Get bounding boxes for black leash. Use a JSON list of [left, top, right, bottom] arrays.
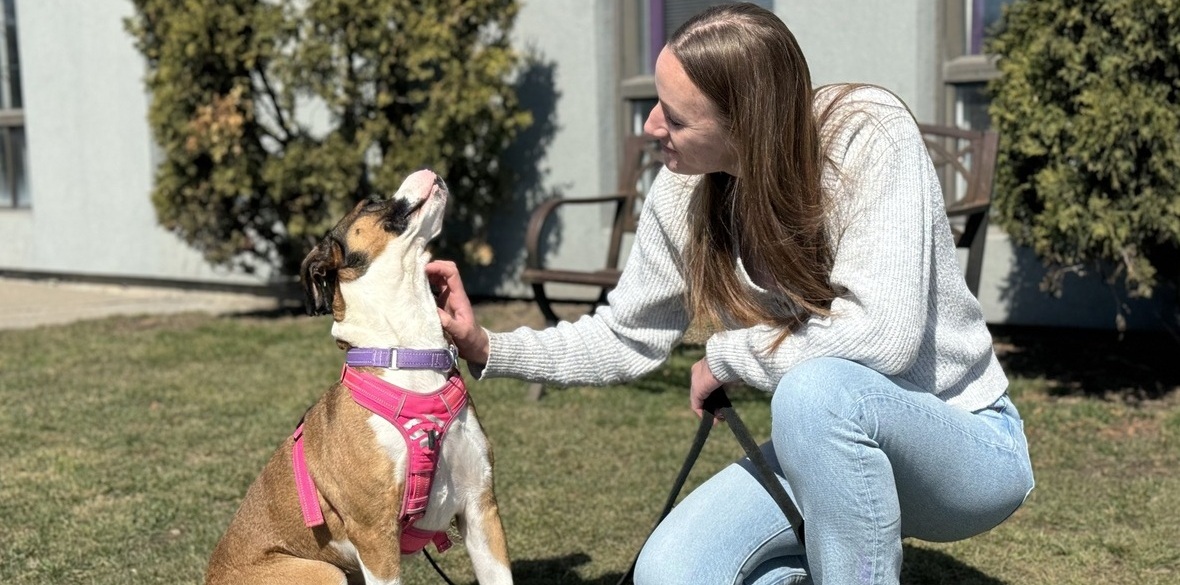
[[424, 548, 458, 585], [616, 388, 805, 585]]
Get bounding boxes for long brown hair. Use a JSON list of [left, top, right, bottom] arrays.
[[670, 3, 842, 349]]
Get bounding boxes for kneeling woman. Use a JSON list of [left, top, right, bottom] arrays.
[[427, 4, 1034, 584]]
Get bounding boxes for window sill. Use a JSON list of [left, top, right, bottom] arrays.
[[944, 54, 1001, 84]]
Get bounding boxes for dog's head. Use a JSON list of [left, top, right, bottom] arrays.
[[299, 169, 449, 318]]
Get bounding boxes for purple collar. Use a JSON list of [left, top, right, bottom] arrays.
[[344, 346, 458, 370]]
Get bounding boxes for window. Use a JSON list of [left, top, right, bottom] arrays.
[[942, 0, 1018, 130], [968, 0, 1015, 55], [0, 0, 26, 209]]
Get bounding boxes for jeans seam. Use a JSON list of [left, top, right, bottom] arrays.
[[848, 393, 888, 585], [732, 526, 793, 585], [857, 392, 1020, 454]]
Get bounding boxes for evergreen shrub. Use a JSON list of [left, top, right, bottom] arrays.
[[127, 0, 531, 275]]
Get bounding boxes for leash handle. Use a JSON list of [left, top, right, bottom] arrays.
[[708, 393, 806, 546], [701, 385, 733, 413], [617, 388, 805, 585], [617, 393, 717, 585]]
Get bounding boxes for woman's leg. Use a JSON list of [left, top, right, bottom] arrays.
[[635, 357, 1033, 585], [771, 357, 1034, 585]]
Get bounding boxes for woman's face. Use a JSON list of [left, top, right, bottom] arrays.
[[644, 47, 738, 177]]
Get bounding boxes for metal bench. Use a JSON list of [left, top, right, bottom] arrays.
[[520, 135, 664, 326]]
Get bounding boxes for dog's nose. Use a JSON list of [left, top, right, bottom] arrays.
[[396, 169, 439, 200], [405, 169, 438, 189]]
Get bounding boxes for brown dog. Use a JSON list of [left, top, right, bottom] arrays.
[[204, 170, 513, 584]]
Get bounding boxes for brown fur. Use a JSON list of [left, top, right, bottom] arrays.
[[204, 380, 406, 584]]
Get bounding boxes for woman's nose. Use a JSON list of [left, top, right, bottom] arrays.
[[643, 103, 665, 139]]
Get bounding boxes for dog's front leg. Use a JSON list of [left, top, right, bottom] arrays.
[[309, 414, 407, 585], [344, 519, 405, 585], [459, 488, 514, 584]]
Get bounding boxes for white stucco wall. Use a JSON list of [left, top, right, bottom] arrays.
[[0, 0, 621, 293], [974, 226, 1173, 331], [782, 0, 940, 122], [468, 0, 622, 298], [1, 0, 267, 285]]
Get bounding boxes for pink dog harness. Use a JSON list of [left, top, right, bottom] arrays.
[[292, 362, 467, 555]]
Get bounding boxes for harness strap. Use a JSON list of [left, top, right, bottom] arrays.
[[290, 367, 467, 552], [342, 367, 467, 519], [291, 424, 325, 528], [401, 524, 454, 555]]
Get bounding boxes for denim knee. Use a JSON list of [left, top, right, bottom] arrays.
[[772, 358, 872, 428], [633, 527, 704, 585]]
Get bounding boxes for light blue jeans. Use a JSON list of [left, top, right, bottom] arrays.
[[634, 357, 1034, 585]]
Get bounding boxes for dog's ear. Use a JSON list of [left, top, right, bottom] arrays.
[[299, 238, 344, 316]]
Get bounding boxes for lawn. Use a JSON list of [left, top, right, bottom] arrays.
[[1, 302, 1177, 584]]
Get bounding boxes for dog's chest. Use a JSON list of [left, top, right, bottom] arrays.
[[365, 408, 487, 526], [367, 413, 410, 476]]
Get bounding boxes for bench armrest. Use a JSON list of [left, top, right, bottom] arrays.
[[945, 200, 990, 218], [524, 193, 631, 271]]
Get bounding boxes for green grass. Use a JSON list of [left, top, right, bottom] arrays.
[[0, 307, 1177, 584]]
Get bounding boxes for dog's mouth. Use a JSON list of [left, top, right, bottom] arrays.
[[405, 193, 431, 218], [424, 175, 448, 205], [350, 171, 448, 239], [370, 195, 431, 236]]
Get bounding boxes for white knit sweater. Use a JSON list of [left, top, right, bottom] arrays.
[[480, 87, 1007, 412]]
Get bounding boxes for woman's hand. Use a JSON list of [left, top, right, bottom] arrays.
[[690, 357, 724, 420], [425, 260, 490, 365]]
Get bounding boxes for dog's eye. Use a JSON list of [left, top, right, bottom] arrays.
[[382, 199, 412, 234]]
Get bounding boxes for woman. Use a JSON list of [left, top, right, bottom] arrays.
[[427, 3, 1034, 584]]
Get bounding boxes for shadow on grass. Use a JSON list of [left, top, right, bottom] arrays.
[[990, 324, 1180, 402], [487, 546, 1003, 585], [236, 304, 309, 320], [499, 553, 623, 585], [901, 545, 1008, 584]]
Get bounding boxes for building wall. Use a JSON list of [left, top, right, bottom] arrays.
[[0, 0, 1169, 329], [783, 0, 940, 122], [1, 0, 619, 293], [467, 0, 622, 298], [1, 0, 268, 285], [974, 225, 1172, 330]]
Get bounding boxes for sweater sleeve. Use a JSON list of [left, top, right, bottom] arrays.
[[705, 109, 940, 391], [477, 170, 697, 386]]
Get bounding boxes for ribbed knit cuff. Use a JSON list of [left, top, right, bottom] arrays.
[[704, 335, 741, 385], [463, 327, 496, 380]]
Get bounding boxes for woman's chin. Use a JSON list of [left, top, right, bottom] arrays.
[[663, 157, 690, 175], [666, 163, 704, 176]]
